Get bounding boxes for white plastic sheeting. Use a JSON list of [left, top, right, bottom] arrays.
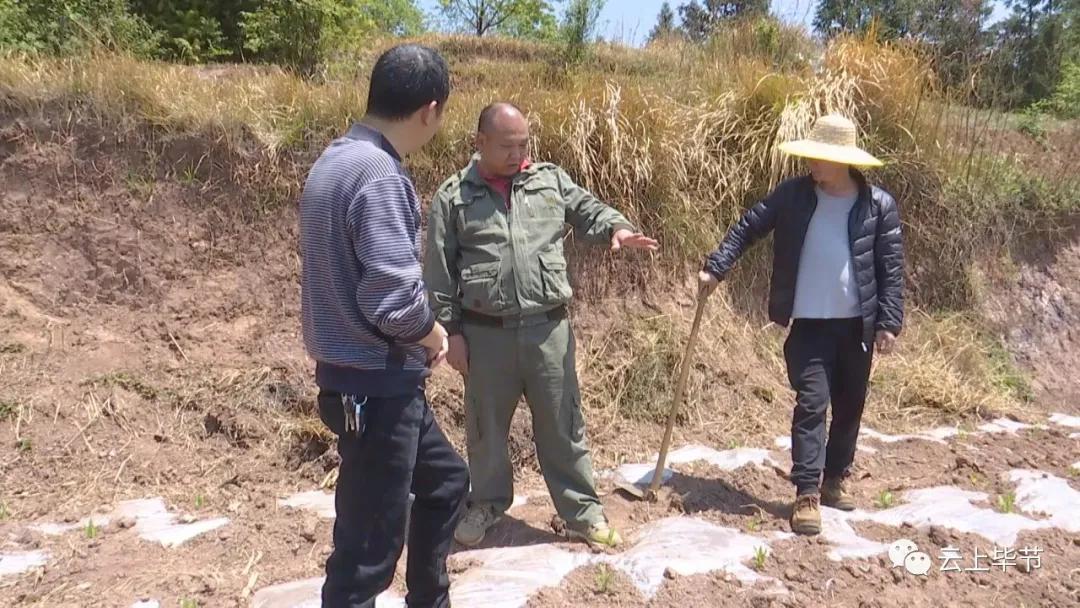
[[1008, 469, 1080, 533], [603, 517, 789, 597], [252, 518, 790, 607], [252, 577, 404, 608], [0, 550, 48, 577], [29, 497, 226, 548], [1049, 412, 1080, 428], [613, 445, 780, 487]]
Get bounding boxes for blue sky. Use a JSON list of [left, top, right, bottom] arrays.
[[419, 1, 1012, 47]]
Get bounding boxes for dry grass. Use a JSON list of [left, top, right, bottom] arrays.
[[1, 26, 1072, 445]]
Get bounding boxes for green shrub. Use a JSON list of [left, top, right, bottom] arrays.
[[0, 0, 159, 56]]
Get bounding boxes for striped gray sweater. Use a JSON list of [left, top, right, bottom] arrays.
[[299, 123, 434, 397]]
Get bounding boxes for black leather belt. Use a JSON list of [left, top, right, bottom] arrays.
[[461, 305, 567, 329]]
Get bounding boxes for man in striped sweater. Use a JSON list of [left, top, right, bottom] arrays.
[[299, 45, 468, 608]]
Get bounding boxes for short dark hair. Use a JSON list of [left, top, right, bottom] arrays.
[[477, 102, 524, 133], [366, 44, 450, 121]]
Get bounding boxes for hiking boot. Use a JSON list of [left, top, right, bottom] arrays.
[[568, 520, 623, 549], [790, 493, 822, 535], [454, 504, 500, 547], [821, 476, 856, 511]]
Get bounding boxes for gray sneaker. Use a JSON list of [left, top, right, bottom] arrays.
[[454, 504, 500, 547]]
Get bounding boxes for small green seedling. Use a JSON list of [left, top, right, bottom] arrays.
[[85, 519, 99, 539], [16, 438, 31, 453], [0, 502, 9, 520], [876, 490, 894, 508], [746, 516, 762, 533], [594, 564, 615, 595], [996, 491, 1016, 514], [194, 494, 205, 509], [179, 166, 200, 186], [752, 546, 768, 571], [179, 600, 198, 608]]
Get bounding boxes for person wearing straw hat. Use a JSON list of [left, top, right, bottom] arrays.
[[698, 114, 905, 535]]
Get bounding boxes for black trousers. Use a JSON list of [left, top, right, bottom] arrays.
[[317, 388, 469, 608], [783, 318, 874, 496]]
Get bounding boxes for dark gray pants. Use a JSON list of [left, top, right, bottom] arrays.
[[318, 388, 469, 608], [784, 318, 874, 496]]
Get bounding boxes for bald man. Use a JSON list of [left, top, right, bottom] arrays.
[[424, 103, 658, 549]]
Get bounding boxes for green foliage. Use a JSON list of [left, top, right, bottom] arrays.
[[241, 0, 375, 74], [593, 564, 615, 595], [0, 0, 160, 56], [984, 0, 1071, 108], [996, 491, 1016, 514], [439, 0, 559, 38], [1016, 108, 1047, 140], [648, 1, 679, 43], [678, 0, 768, 42], [1044, 59, 1080, 118], [560, 0, 603, 64], [876, 489, 895, 508], [751, 546, 768, 571], [127, 1, 264, 62], [814, 0, 916, 39], [0, 400, 14, 420]]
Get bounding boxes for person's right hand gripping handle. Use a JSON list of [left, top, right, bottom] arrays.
[[699, 191, 782, 295]]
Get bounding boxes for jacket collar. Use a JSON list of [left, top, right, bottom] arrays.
[[462, 154, 538, 188], [345, 122, 401, 161]]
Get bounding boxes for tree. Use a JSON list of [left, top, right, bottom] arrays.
[[986, 0, 1070, 106], [813, 0, 917, 40], [560, 0, 604, 61], [911, 0, 994, 90], [678, 0, 768, 42], [648, 1, 679, 42], [500, 0, 560, 40], [438, 0, 559, 37]]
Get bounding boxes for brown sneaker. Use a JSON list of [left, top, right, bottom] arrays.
[[790, 493, 822, 535], [821, 476, 857, 511]]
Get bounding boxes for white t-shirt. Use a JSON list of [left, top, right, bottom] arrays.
[[791, 187, 861, 319]]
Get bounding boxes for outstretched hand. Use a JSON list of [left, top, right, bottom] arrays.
[[611, 229, 659, 252]]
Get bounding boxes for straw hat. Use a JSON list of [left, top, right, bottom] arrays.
[[777, 114, 883, 167]]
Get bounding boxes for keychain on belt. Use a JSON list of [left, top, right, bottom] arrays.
[[342, 394, 368, 436]]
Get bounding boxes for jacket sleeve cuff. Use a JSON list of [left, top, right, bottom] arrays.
[[398, 310, 437, 344], [702, 258, 723, 281], [610, 223, 635, 237], [445, 320, 462, 336], [875, 323, 902, 337]]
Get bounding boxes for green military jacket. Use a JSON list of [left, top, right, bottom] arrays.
[[424, 156, 633, 332]]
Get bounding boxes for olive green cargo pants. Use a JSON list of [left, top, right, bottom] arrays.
[[461, 317, 604, 529]]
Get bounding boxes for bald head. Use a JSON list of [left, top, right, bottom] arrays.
[[475, 102, 530, 177], [478, 102, 526, 134]]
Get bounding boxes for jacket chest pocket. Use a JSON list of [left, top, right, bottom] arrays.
[[460, 261, 503, 311], [519, 185, 565, 224], [538, 250, 572, 302], [455, 195, 506, 243]]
